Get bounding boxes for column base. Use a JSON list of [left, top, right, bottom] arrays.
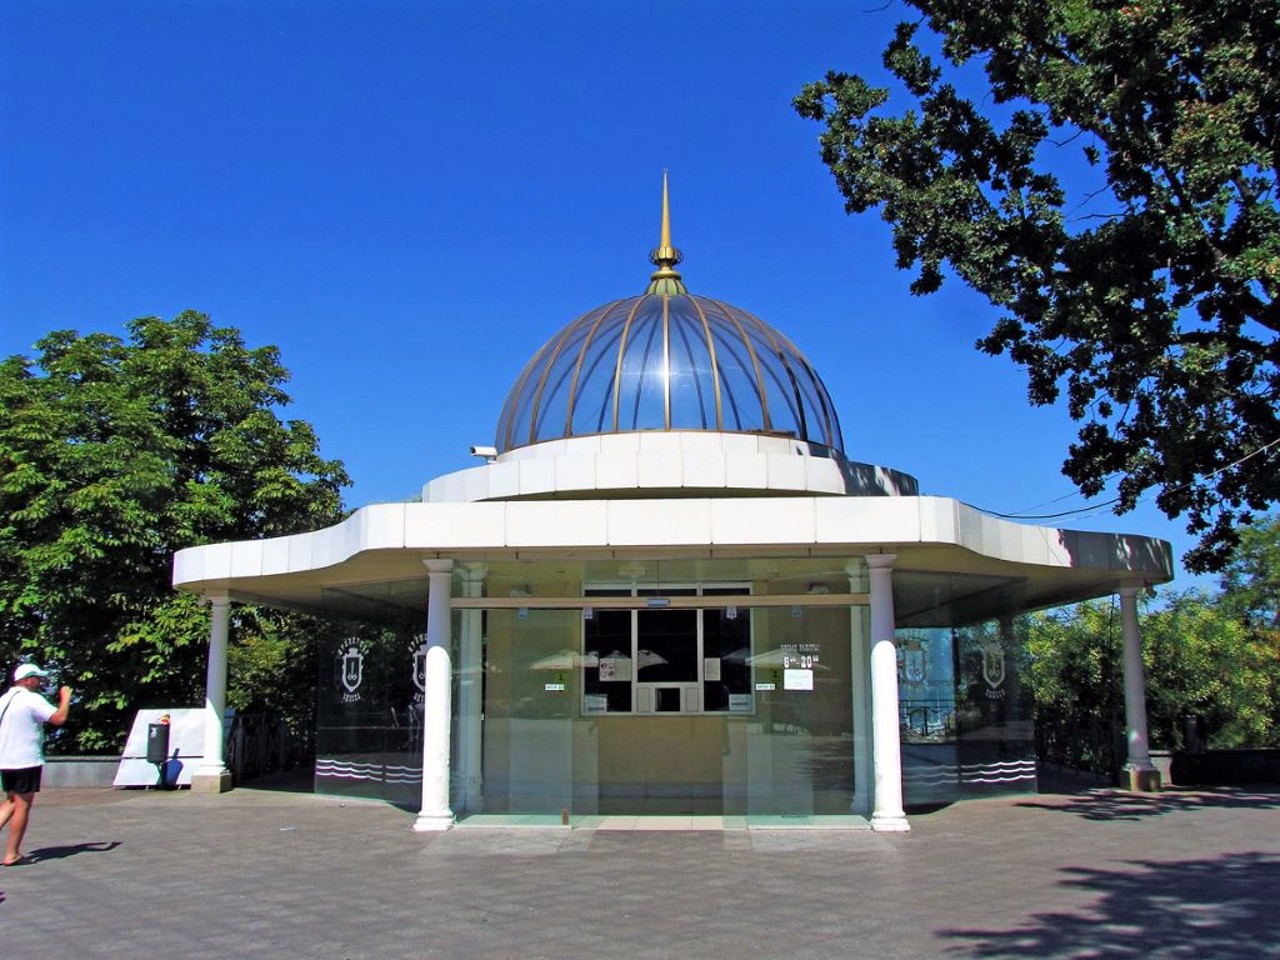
[[190, 769, 233, 794], [413, 811, 455, 833], [871, 812, 911, 833], [1123, 764, 1163, 793]]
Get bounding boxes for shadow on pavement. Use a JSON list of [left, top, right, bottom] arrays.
[[1015, 786, 1280, 821], [235, 765, 315, 794], [940, 851, 1280, 959], [24, 840, 121, 863]]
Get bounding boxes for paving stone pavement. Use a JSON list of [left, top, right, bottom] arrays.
[[2, 781, 1278, 959]]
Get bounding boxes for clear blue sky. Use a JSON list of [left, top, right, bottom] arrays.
[[0, 0, 1212, 591]]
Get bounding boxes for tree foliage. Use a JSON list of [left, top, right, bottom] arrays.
[[1218, 510, 1280, 629], [1026, 516, 1280, 749], [0, 311, 350, 751], [795, 0, 1279, 571]]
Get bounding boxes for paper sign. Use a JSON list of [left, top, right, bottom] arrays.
[[784, 668, 814, 691]]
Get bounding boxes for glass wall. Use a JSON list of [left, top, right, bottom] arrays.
[[479, 608, 578, 818], [309, 560, 1038, 820], [899, 616, 1036, 806], [734, 606, 854, 819], [480, 578, 857, 821], [315, 619, 427, 809]]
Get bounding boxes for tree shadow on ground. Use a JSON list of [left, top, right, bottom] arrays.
[[940, 851, 1280, 959], [1016, 786, 1280, 822]]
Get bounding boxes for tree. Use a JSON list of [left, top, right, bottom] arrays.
[[1025, 600, 1125, 771], [1141, 588, 1278, 748], [1218, 514, 1280, 629], [0, 312, 350, 751], [1027, 590, 1279, 753], [795, 0, 1279, 572], [1025, 517, 1280, 753]]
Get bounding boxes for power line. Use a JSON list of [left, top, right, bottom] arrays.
[[976, 435, 1280, 522]]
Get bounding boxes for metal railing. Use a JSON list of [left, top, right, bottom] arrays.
[[899, 699, 955, 741], [1034, 706, 1124, 781], [224, 713, 314, 785]]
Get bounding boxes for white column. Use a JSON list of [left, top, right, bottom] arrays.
[[1119, 585, 1160, 790], [867, 554, 909, 832], [192, 592, 233, 793], [845, 560, 873, 816], [456, 565, 486, 814], [415, 559, 456, 831]]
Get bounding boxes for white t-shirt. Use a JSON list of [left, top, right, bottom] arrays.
[[0, 687, 57, 769]]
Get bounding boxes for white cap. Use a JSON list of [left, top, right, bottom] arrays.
[[13, 663, 50, 682]]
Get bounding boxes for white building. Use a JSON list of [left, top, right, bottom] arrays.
[[173, 176, 1171, 831]]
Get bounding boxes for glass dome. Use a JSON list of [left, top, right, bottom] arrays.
[[494, 294, 844, 453], [493, 174, 845, 454]]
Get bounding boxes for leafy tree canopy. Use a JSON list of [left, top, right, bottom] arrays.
[[795, 0, 1279, 571], [1218, 511, 1280, 628], [0, 311, 350, 751]]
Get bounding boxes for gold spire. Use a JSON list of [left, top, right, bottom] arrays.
[[647, 170, 687, 295]]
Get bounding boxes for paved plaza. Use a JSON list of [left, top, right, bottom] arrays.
[[2, 779, 1277, 959]]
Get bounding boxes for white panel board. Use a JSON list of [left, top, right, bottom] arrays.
[[113, 708, 208, 788]]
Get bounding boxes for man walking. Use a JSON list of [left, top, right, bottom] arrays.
[[0, 664, 71, 866]]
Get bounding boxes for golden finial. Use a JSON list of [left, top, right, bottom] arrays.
[[647, 170, 686, 295]]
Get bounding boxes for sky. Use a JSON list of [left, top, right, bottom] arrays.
[[0, 0, 1215, 592]]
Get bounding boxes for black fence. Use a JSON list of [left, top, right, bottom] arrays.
[[224, 713, 314, 785], [1034, 706, 1125, 783]]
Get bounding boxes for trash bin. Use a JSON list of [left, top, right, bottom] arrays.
[[1181, 713, 1206, 753], [146, 721, 171, 765]]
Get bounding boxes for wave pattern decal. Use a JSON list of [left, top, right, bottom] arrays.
[[315, 757, 423, 785], [903, 759, 1037, 787]]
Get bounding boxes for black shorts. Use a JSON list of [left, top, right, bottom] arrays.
[[1, 766, 42, 795]]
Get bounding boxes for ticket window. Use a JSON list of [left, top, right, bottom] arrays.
[[582, 585, 751, 717], [634, 608, 698, 714], [637, 683, 702, 714]]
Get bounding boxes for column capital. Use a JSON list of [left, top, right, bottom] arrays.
[[423, 558, 455, 576], [457, 564, 487, 585], [845, 559, 868, 593], [201, 590, 231, 607], [865, 553, 897, 570], [1117, 583, 1142, 599]]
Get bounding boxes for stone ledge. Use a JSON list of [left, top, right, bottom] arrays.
[[44, 756, 118, 788]]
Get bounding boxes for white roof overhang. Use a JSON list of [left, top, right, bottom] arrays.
[[173, 496, 1172, 625]]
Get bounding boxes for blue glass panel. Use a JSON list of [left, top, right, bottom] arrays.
[[614, 305, 665, 431], [667, 301, 716, 430], [494, 290, 845, 452]]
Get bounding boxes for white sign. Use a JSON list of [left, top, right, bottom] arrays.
[[584, 695, 609, 714], [784, 668, 814, 691], [703, 658, 721, 682], [599, 655, 632, 682], [728, 694, 753, 713], [114, 708, 208, 787], [755, 682, 776, 691]]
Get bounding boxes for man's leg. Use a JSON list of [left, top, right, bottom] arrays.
[[3, 791, 33, 864], [0, 791, 14, 831]]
